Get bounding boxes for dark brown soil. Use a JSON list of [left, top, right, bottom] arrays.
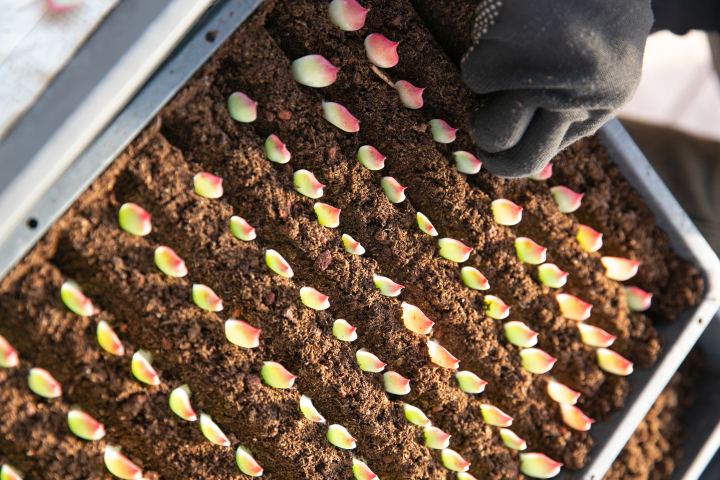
[[0, 1, 703, 479]]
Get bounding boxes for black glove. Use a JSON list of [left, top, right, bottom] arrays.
[[460, 0, 654, 178]]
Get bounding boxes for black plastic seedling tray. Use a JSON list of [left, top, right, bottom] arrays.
[[0, 2, 719, 479]]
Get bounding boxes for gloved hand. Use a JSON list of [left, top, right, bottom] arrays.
[[460, 0, 654, 177]]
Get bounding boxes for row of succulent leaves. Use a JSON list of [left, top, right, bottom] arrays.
[[0, 1, 655, 479]]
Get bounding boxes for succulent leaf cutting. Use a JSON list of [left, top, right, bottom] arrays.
[[381, 176, 407, 203], [300, 395, 326, 422], [327, 424, 357, 449], [0, 334, 19, 368], [28, 367, 62, 398], [67, 409, 106, 441], [601, 256, 641, 281], [294, 169, 325, 198], [429, 119, 457, 143], [424, 426, 451, 449], [364, 33, 399, 68], [227, 92, 257, 123], [373, 274, 404, 296], [625, 285, 653, 312], [333, 319, 358, 341], [352, 458, 378, 480], [291, 55, 339, 87], [416, 212, 438, 236], [484, 295, 510, 320], [401, 302, 434, 334], [200, 413, 231, 446], [192, 284, 223, 311], [261, 361, 296, 388], [169, 384, 197, 421], [515, 237, 547, 264], [0, 465, 23, 480], [519, 452, 563, 479], [154, 246, 188, 277], [403, 403, 432, 427], [395, 80, 424, 109], [427, 339, 460, 369], [537, 263, 568, 288], [96, 320, 124, 356], [61, 280, 95, 316], [236, 446, 264, 477], [118, 202, 152, 236], [104, 445, 143, 480], [342, 234, 366, 255], [356, 348, 387, 372], [314, 202, 341, 227], [491, 199, 522, 226], [193, 172, 223, 198], [384, 371, 411, 395], [357, 145, 386, 170], [530, 163, 553, 181], [520, 348, 557, 374], [454, 151, 482, 174], [503, 321, 539, 348], [547, 380, 580, 405], [264, 134, 292, 163], [230, 216, 256, 241], [480, 404, 513, 427], [550, 186, 583, 213], [456, 370, 487, 394], [559, 403, 595, 431], [265, 249, 294, 278], [131, 350, 160, 386], [576, 225, 603, 252], [556, 293, 592, 321], [328, 0, 369, 31], [322, 101, 360, 132], [300, 286, 330, 310], [596, 348, 634, 376], [500, 428, 527, 450], [441, 449, 470, 472], [461, 266, 490, 290], [577, 323, 616, 348], [225, 319, 261, 348], [438, 238, 473, 263]]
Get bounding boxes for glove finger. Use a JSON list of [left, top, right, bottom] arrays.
[[469, 91, 536, 153]]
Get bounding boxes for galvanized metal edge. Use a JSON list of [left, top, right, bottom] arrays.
[[0, 0, 265, 280]]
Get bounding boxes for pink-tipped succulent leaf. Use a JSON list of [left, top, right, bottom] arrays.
[[560, 403, 594, 431], [228, 92, 257, 123], [438, 238, 473, 263], [68, 409, 105, 441], [601, 257, 641, 281], [356, 348, 387, 372], [333, 319, 358, 342], [28, 367, 61, 398], [46, 0, 82, 12], [416, 212, 437, 236], [322, 101, 360, 132], [352, 458, 378, 480], [357, 145, 386, 170], [192, 284, 223, 312], [556, 293, 592, 321], [530, 163, 553, 181], [550, 186, 583, 213], [118, 202, 151, 236], [381, 176, 407, 203], [236, 446, 263, 477], [596, 348, 634, 376], [461, 266, 490, 290], [291, 55, 339, 88], [384, 371, 411, 395], [225, 319, 260, 349], [261, 361, 296, 388], [231, 216, 256, 241], [169, 384, 197, 421], [481, 404, 513, 427], [577, 323, 616, 348], [500, 428, 527, 451], [625, 286, 653, 312], [364, 33, 399, 68], [520, 348, 557, 374], [441, 449, 470, 472], [492, 199, 522, 226], [104, 445, 143, 480], [519, 453, 563, 479], [484, 295, 510, 320], [300, 286, 330, 310], [294, 169, 325, 199], [424, 426, 451, 449], [537, 264, 568, 288], [265, 249, 294, 278], [403, 403, 431, 427], [429, 119, 457, 143], [342, 234, 366, 255], [200, 413, 230, 446], [515, 237, 547, 265], [373, 274, 404, 297], [0, 335, 19, 368], [193, 172, 223, 199], [396, 80, 424, 109], [456, 371, 487, 394], [428, 340, 460, 369], [300, 395, 326, 422], [97, 320, 124, 356], [0, 465, 23, 480], [329, 0, 369, 31], [327, 424, 357, 449], [454, 151, 482, 175], [132, 350, 159, 386], [547, 380, 580, 405], [154, 246, 187, 277], [504, 321, 539, 348], [401, 302, 434, 335], [61, 280, 95, 316], [315, 202, 341, 228], [576, 225, 603, 252], [265, 134, 292, 164]]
